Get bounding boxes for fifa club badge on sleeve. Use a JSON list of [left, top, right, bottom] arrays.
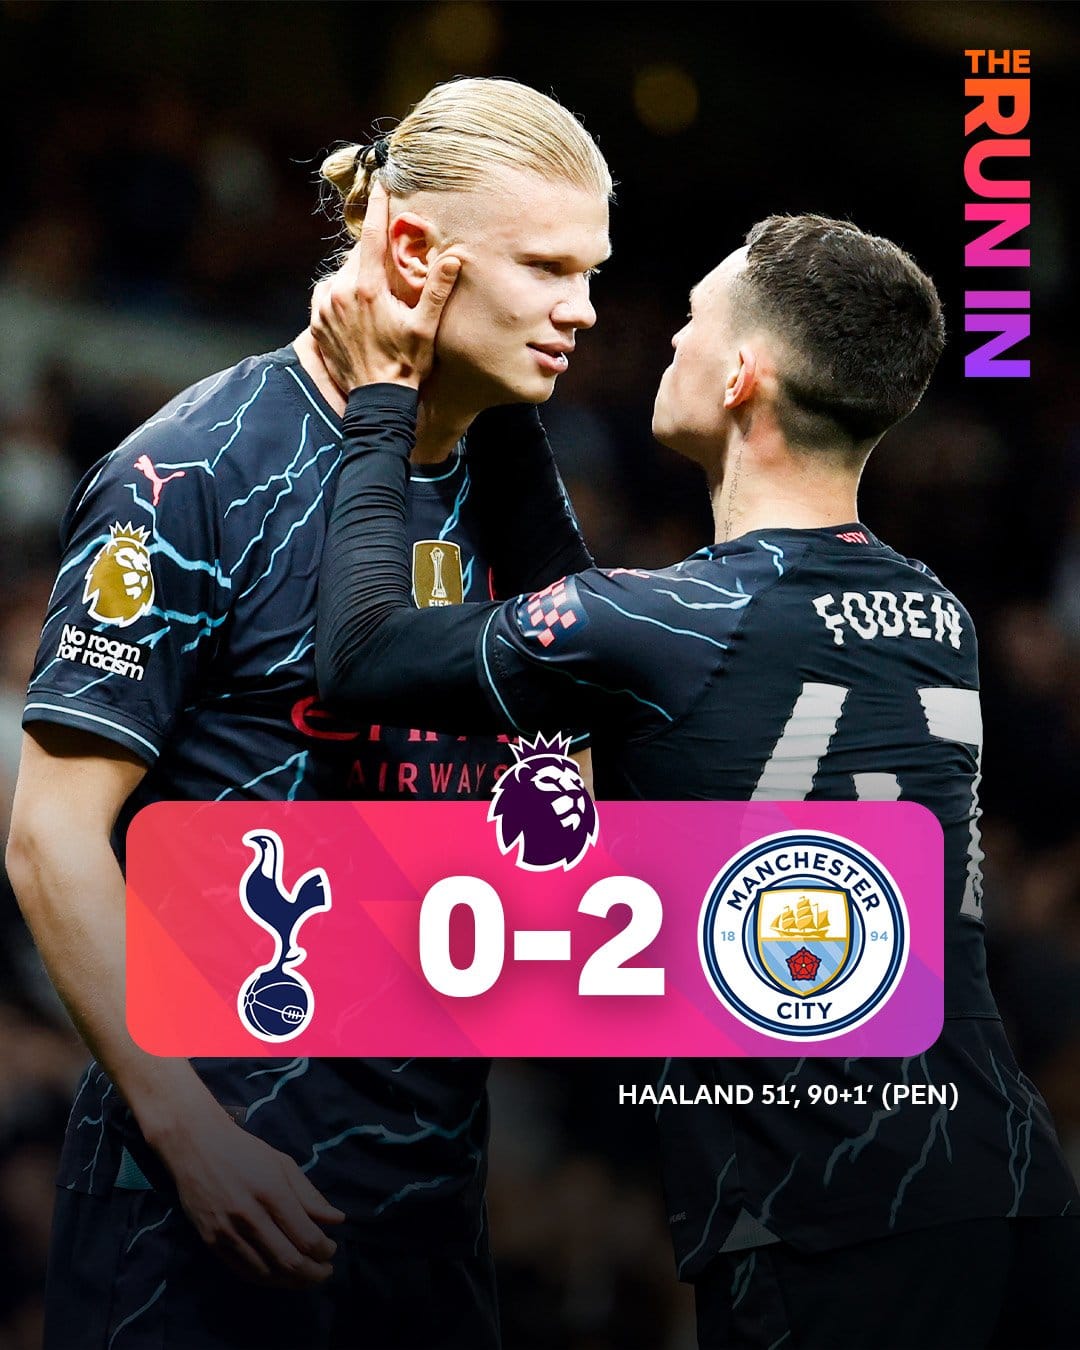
[[412, 540, 464, 607], [127, 793, 941, 1058]]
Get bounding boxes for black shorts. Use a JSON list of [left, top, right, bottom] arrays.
[[45, 1188, 500, 1350], [693, 1217, 1080, 1350]]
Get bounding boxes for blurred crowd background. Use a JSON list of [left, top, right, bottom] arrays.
[[1, 2, 1078, 1346]]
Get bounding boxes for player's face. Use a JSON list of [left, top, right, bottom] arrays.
[[430, 169, 610, 407], [652, 248, 747, 460]]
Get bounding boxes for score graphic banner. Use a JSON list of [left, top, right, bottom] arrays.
[[126, 800, 943, 1057]]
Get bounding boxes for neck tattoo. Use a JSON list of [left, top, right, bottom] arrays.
[[723, 444, 743, 542]]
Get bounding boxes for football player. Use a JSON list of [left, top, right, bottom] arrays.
[[7, 77, 609, 1350], [313, 205, 1080, 1349]]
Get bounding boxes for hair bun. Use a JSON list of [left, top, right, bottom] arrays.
[[354, 137, 390, 180]]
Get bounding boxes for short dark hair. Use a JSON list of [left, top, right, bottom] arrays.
[[734, 214, 945, 453]]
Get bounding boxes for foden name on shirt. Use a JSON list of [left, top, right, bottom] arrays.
[[812, 590, 963, 649]]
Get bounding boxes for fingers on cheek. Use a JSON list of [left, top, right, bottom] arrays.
[[330, 288, 355, 320], [319, 293, 343, 330]]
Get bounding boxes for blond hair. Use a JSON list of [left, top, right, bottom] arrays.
[[320, 77, 612, 240]]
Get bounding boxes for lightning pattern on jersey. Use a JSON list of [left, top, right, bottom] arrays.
[[27, 348, 498, 1251]]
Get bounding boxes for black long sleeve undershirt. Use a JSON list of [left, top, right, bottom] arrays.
[[316, 385, 589, 734], [463, 401, 593, 594]]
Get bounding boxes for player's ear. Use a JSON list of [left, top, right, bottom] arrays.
[[723, 345, 758, 409], [388, 213, 439, 295]]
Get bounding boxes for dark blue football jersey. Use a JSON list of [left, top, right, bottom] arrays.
[[478, 527, 1079, 1270], [24, 347, 516, 1253]]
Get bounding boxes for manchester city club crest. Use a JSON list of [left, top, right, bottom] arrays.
[[757, 887, 852, 996], [698, 830, 908, 1039]]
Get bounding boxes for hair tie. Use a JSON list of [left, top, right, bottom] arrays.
[[353, 137, 390, 179]]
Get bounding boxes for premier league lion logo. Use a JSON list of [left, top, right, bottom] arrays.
[[82, 522, 155, 627], [489, 732, 599, 871]]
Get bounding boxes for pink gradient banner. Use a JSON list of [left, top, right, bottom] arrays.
[[126, 801, 942, 1057]]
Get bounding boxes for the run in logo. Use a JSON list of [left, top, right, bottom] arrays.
[[698, 830, 908, 1040], [489, 732, 598, 871], [237, 830, 331, 1042]]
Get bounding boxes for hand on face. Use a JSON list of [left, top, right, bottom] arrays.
[[310, 184, 463, 393]]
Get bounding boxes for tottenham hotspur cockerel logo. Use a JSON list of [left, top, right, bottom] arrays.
[[237, 831, 331, 1042], [489, 733, 599, 871]]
